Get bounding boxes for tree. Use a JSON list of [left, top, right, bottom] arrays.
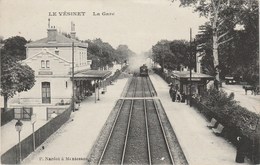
[[115, 45, 134, 63], [152, 39, 190, 71], [2, 36, 27, 61], [0, 36, 4, 44], [0, 37, 35, 111], [169, 40, 191, 70], [194, 1, 258, 84], [1, 59, 35, 110], [174, 0, 258, 89], [85, 39, 135, 69], [152, 40, 170, 71]]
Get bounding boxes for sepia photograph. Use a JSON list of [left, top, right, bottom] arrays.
[[0, 0, 259, 164]]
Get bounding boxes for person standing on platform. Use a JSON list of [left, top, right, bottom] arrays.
[[236, 136, 247, 163], [169, 86, 176, 102], [51, 111, 57, 119]]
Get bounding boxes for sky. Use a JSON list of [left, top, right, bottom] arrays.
[[0, 0, 208, 54]]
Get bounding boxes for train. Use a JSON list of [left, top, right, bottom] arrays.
[[140, 64, 148, 77]]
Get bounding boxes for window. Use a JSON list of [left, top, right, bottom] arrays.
[[46, 60, 50, 68], [41, 60, 45, 68]]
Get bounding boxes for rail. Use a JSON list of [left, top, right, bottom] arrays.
[[121, 99, 134, 164], [144, 99, 152, 164], [98, 99, 125, 164], [153, 100, 175, 164]]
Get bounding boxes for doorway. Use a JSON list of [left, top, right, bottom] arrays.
[[42, 82, 51, 103]]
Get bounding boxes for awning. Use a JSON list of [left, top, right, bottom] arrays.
[[171, 71, 214, 81], [71, 70, 112, 80]]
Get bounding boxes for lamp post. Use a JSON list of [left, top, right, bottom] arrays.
[[162, 45, 165, 79], [91, 80, 96, 103], [97, 80, 100, 101], [15, 120, 23, 163], [189, 28, 192, 107], [72, 41, 75, 112]]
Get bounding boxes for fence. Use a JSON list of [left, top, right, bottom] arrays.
[[1, 108, 14, 126], [103, 66, 128, 87], [1, 105, 72, 164]]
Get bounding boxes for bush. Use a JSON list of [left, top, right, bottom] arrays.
[[201, 85, 260, 139]]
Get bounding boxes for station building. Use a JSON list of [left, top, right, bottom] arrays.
[[170, 71, 214, 96], [18, 23, 111, 105]]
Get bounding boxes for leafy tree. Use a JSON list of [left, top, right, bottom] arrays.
[[85, 39, 135, 70], [2, 36, 27, 61], [194, 1, 258, 84], [0, 37, 35, 111], [152, 40, 170, 71], [174, 0, 258, 88], [169, 40, 191, 70], [0, 36, 4, 43], [152, 40, 190, 71], [196, 23, 215, 75], [115, 45, 134, 63]]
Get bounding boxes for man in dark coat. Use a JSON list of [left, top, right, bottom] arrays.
[[169, 86, 176, 102], [236, 136, 247, 163]]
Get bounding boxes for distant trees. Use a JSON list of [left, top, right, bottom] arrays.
[[0, 36, 35, 111], [152, 39, 190, 71], [85, 38, 134, 70], [115, 45, 135, 63]]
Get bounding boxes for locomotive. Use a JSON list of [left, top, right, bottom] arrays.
[[140, 64, 148, 77]]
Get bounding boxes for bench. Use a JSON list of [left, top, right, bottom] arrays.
[[212, 123, 224, 136], [207, 118, 217, 128]]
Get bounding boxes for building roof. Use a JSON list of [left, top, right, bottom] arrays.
[[171, 71, 214, 80], [72, 70, 112, 80], [26, 33, 88, 48], [23, 49, 70, 64]]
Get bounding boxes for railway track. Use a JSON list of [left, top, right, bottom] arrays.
[[124, 74, 156, 98], [98, 99, 174, 164], [87, 74, 187, 165]]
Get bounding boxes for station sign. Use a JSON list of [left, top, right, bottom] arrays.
[[38, 71, 53, 75], [187, 78, 201, 81]]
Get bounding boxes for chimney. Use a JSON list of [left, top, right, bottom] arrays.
[[70, 22, 76, 39], [47, 26, 57, 42]]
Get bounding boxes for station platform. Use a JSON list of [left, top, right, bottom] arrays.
[[20, 73, 252, 165], [149, 73, 251, 165]]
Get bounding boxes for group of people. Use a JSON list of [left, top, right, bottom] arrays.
[[169, 84, 186, 103]]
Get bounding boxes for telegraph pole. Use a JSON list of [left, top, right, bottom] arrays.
[[189, 28, 192, 107], [72, 42, 75, 112]]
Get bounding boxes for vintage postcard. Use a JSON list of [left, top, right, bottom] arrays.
[[1, 0, 259, 164]]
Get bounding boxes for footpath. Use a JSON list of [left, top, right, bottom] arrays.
[[149, 73, 251, 165], [221, 84, 260, 114], [21, 78, 128, 165]]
